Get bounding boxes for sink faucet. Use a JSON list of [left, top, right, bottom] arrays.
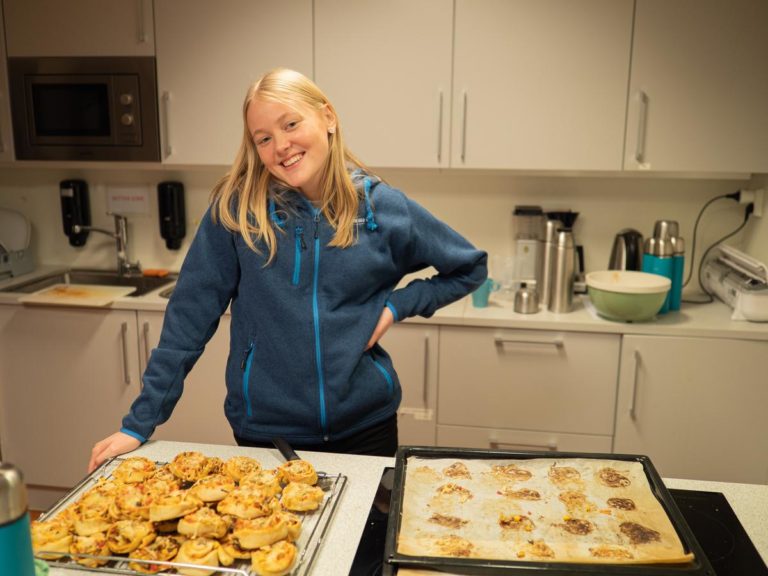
[[72, 213, 142, 277]]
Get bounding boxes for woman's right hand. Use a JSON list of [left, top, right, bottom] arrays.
[[88, 431, 142, 473]]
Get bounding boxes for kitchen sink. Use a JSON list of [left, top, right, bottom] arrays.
[[0, 269, 178, 297]]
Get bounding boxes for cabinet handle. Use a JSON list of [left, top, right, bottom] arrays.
[[436, 90, 444, 164], [142, 321, 151, 367], [422, 333, 430, 408], [0, 92, 5, 152], [162, 91, 173, 158], [460, 91, 468, 163], [136, 0, 147, 43], [634, 90, 649, 164], [120, 322, 131, 386], [628, 349, 640, 419], [494, 336, 564, 349], [490, 439, 558, 452]]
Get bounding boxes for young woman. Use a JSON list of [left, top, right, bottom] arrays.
[[89, 68, 486, 471]]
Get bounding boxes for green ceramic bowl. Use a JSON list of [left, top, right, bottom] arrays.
[[586, 270, 671, 322]]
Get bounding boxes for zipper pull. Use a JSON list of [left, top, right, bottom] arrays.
[[313, 212, 320, 239], [295, 225, 306, 250], [240, 344, 252, 370]]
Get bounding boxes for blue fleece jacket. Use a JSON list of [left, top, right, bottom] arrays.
[[121, 174, 487, 445]]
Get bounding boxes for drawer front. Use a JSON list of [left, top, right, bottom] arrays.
[[437, 424, 613, 453], [438, 327, 619, 435]]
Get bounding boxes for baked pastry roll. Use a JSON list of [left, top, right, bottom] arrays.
[[30, 519, 74, 559], [231, 514, 289, 549], [112, 456, 157, 484], [110, 483, 149, 520], [128, 534, 184, 574], [106, 519, 156, 554], [240, 469, 282, 497], [273, 509, 302, 541], [216, 485, 274, 519], [70, 532, 110, 567], [280, 481, 325, 512], [278, 459, 318, 485], [143, 475, 181, 500], [72, 502, 113, 536], [188, 473, 235, 502], [219, 534, 252, 561], [150, 464, 179, 484], [251, 540, 298, 576], [149, 489, 203, 522], [177, 506, 229, 539], [223, 455, 262, 482], [169, 452, 221, 483], [76, 479, 118, 511], [174, 537, 221, 576]]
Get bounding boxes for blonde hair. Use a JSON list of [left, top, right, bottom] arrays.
[[211, 68, 367, 262]]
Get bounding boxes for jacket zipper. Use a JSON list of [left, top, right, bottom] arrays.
[[310, 209, 328, 437], [371, 353, 395, 396], [293, 225, 305, 286], [241, 342, 255, 417]]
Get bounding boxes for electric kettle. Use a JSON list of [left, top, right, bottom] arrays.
[[609, 228, 644, 271]]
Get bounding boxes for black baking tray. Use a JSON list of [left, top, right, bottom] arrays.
[[383, 446, 716, 576]]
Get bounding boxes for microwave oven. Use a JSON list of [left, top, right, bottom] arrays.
[[8, 56, 161, 162]]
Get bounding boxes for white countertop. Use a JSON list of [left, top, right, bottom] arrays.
[[43, 440, 767, 576]]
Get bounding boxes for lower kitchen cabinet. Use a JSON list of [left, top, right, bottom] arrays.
[[0, 305, 140, 506], [437, 327, 619, 452], [380, 324, 439, 446], [614, 335, 768, 484], [137, 311, 233, 445]]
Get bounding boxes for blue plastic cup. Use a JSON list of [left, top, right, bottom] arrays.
[[472, 278, 500, 308]]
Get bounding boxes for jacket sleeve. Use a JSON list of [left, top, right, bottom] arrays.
[[121, 206, 240, 441], [385, 192, 487, 321]]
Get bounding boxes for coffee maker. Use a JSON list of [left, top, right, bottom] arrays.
[[513, 206, 544, 287]]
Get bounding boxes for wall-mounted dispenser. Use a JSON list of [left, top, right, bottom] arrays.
[[158, 181, 186, 250], [60, 179, 91, 247]]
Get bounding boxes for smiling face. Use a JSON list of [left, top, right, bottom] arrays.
[[246, 97, 336, 202]]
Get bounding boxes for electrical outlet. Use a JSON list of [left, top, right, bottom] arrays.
[[740, 189, 764, 217]]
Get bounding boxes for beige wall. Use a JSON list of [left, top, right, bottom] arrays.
[[1, 166, 764, 298]]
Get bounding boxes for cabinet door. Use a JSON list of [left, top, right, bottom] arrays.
[[0, 1, 14, 161], [0, 306, 141, 488], [625, 0, 768, 173], [155, 0, 312, 165], [138, 311, 233, 445], [452, 0, 633, 170], [380, 324, 439, 446], [439, 327, 619, 436], [315, 0, 452, 168], [4, 0, 154, 56], [614, 335, 768, 483]]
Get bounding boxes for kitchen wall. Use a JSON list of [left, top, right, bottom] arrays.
[[0, 166, 764, 297]]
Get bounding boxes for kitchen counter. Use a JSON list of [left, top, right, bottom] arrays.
[[43, 440, 767, 576]]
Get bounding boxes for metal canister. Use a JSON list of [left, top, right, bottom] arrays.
[[0, 463, 36, 576], [548, 229, 575, 313], [540, 219, 561, 310]]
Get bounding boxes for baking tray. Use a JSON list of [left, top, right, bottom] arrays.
[[383, 446, 715, 576], [36, 456, 347, 576]]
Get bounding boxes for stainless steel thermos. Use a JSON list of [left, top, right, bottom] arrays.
[[0, 463, 36, 576], [549, 229, 575, 313]]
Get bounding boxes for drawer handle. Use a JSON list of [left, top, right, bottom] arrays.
[[628, 349, 640, 419], [460, 91, 468, 163], [490, 439, 558, 452], [120, 322, 131, 386], [422, 333, 430, 409], [436, 90, 444, 164], [494, 336, 564, 348]]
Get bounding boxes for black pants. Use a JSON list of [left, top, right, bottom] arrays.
[[235, 414, 398, 457]]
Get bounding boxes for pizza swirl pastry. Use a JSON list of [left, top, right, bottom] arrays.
[[280, 481, 325, 512], [174, 537, 222, 576], [149, 489, 203, 522], [73, 501, 114, 536], [106, 519, 156, 554], [216, 485, 275, 519], [251, 540, 298, 576], [70, 532, 110, 567], [188, 473, 235, 502], [278, 459, 318, 485], [110, 483, 149, 521], [231, 513, 289, 549], [223, 455, 262, 482], [30, 519, 74, 559], [240, 469, 283, 497], [112, 456, 157, 484], [218, 534, 252, 561], [273, 509, 303, 541], [128, 534, 185, 574], [169, 452, 221, 483], [177, 506, 229, 540]]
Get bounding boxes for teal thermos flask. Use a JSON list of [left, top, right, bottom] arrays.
[[642, 237, 674, 314], [0, 463, 37, 576]]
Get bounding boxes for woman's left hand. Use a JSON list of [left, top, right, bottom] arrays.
[[365, 306, 394, 350]]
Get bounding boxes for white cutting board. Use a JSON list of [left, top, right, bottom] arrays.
[[18, 284, 136, 307]]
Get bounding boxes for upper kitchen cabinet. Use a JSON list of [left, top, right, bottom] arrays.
[[154, 0, 312, 165], [3, 0, 154, 56], [315, 0, 453, 168], [0, 1, 14, 161], [625, 0, 768, 173], [452, 0, 633, 171]]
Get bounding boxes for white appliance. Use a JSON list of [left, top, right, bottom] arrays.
[[702, 245, 768, 322], [0, 209, 35, 280]]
